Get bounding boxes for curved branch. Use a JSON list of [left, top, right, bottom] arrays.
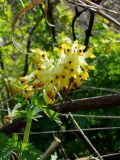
[[23, 14, 44, 76], [72, 7, 86, 41], [84, 0, 102, 49], [46, 0, 56, 42], [50, 94, 120, 113], [84, 11, 94, 49]]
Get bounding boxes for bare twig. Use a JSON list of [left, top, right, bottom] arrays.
[[59, 143, 69, 159], [1, 123, 120, 135], [42, 136, 61, 160], [56, 129, 69, 159], [79, 0, 120, 15], [101, 152, 120, 158], [62, 114, 120, 119], [69, 112, 103, 160], [69, 0, 120, 27], [75, 156, 98, 160], [75, 152, 120, 159], [16, 127, 120, 135]]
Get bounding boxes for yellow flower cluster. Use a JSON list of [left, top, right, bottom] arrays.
[[19, 40, 95, 104]]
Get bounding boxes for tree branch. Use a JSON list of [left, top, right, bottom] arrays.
[[22, 14, 44, 76], [42, 137, 61, 160], [50, 94, 120, 113], [46, 0, 56, 42], [72, 7, 86, 41], [84, 11, 94, 49], [69, 0, 120, 27], [0, 93, 120, 134], [83, 0, 102, 49]]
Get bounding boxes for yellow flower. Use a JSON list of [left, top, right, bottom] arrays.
[[20, 72, 35, 84], [31, 49, 49, 65], [19, 77, 26, 85], [84, 48, 96, 59], [53, 46, 65, 58], [78, 44, 86, 50], [17, 41, 95, 104], [31, 79, 44, 89], [30, 48, 43, 64], [88, 65, 95, 70], [70, 78, 83, 90], [10, 83, 23, 95], [43, 89, 55, 104], [81, 71, 89, 80], [63, 56, 73, 69], [57, 70, 70, 92], [61, 43, 72, 55], [22, 86, 33, 99], [23, 90, 32, 99], [72, 40, 86, 53], [35, 64, 46, 80], [43, 84, 57, 104]]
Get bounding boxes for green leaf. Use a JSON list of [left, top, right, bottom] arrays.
[[37, 93, 61, 124]]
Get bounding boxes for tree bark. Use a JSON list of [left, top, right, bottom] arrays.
[[50, 94, 120, 113]]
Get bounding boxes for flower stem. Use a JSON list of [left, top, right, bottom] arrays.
[[23, 107, 33, 143]]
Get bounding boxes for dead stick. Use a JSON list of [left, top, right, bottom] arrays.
[[42, 137, 61, 160], [69, 112, 103, 160]]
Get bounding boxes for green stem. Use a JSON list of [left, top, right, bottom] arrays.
[[23, 107, 33, 143]]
